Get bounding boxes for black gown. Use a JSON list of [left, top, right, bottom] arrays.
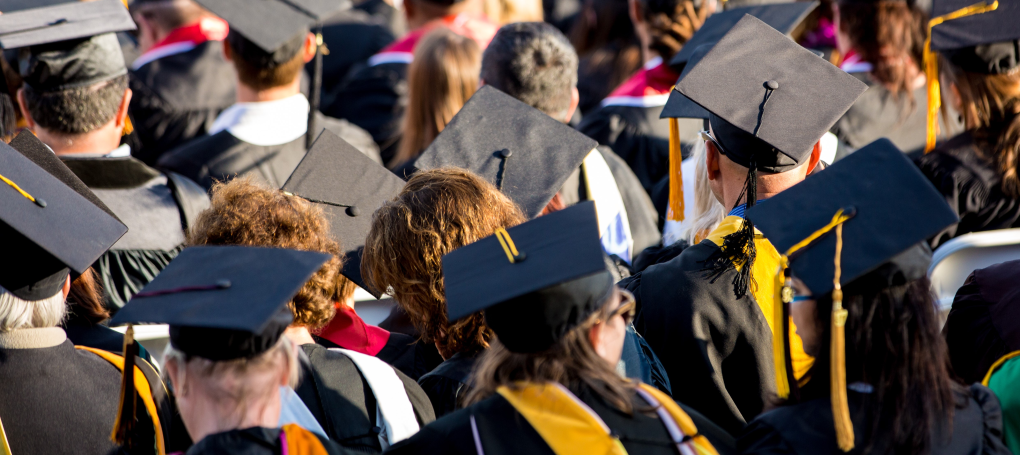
[[385, 383, 736, 455], [915, 132, 1020, 249], [186, 426, 357, 455], [620, 239, 775, 436], [314, 332, 430, 381], [314, 10, 395, 118], [294, 343, 435, 453], [157, 113, 379, 191], [129, 39, 236, 166], [830, 72, 932, 158], [740, 384, 1012, 455], [417, 352, 479, 418]]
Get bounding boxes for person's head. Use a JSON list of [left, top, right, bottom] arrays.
[[0, 284, 67, 332], [223, 31, 316, 93], [629, 0, 714, 62], [394, 28, 482, 169], [676, 140, 725, 245], [570, 0, 637, 56], [66, 268, 110, 326], [834, 0, 925, 98], [465, 285, 637, 413], [131, 0, 219, 54], [404, 0, 484, 30], [163, 334, 300, 442], [363, 168, 526, 359], [480, 22, 579, 122], [187, 176, 350, 330]]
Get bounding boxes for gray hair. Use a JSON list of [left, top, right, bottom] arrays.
[[480, 22, 578, 119], [0, 287, 66, 332]]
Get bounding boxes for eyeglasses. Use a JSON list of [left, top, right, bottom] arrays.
[[791, 295, 818, 303], [699, 130, 728, 156], [608, 290, 637, 325]]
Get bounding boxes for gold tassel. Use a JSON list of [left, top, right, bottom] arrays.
[[830, 224, 853, 452], [923, 0, 999, 153], [111, 324, 138, 447], [667, 117, 684, 222], [773, 258, 791, 399]]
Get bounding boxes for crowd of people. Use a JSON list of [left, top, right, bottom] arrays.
[[1, 0, 1020, 453]]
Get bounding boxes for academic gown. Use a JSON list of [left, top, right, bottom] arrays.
[[830, 72, 932, 158], [186, 425, 357, 455], [0, 328, 170, 455], [63, 311, 152, 363], [314, 321, 430, 381], [740, 384, 1012, 455], [416, 352, 479, 418], [60, 155, 209, 309], [385, 383, 737, 455], [915, 132, 1020, 249], [577, 58, 703, 195], [293, 343, 435, 453], [157, 112, 379, 191], [129, 39, 236, 166], [314, 10, 395, 117]]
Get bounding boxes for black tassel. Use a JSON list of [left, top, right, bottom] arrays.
[[112, 325, 138, 448], [0, 93, 15, 139], [702, 160, 758, 299]]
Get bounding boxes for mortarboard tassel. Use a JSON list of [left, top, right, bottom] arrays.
[[667, 117, 685, 222], [830, 223, 853, 452], [772, 259, 792, 399], [111, 324, 139, 448], [923, 0, 999, 153]]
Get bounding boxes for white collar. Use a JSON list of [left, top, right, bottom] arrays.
[[131, 41, 197, 70], [209, 94, 309, 146], [644, 56, 663, 71], [0, 327, 67, 349], [66, 143, 132, 159]]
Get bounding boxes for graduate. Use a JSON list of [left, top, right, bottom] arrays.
[[914, 0, 1020, 248], [619, 15, 867, 434], [1, 0, 210, 310], [110, 246, 363, 455], [157, 0, 380, 191], [386, 202, 735, 455], [739, 139, 1009, 455], [0, 139, 169, 454]]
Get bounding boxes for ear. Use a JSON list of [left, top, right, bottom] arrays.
[[16, 88, 36, 130], [115, 88, 132, 129], [628, 0, 643, 27], [61, 274, 71, 299], [164, 357, 184, 396], [705, 141, 722, 182], [301, 32, 317, 64], [565, 87, 580, 123], [588, 321, 603, 354]]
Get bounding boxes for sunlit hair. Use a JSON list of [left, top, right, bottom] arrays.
[[0, 286, 66, 332], [393, 28, 482, 169], [677, 140, 725, 245], [227, 36, 306, 91], [187, 176, 349, 329], [941, 60, 1020, 198], [464, 290, 636, 414], [363, 168, 526, 358], [482, 0, 543, 25], [66, 268, 109, 325], [163, 335, 300, 428], [837, 1, 926, 103]]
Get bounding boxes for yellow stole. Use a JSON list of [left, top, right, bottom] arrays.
[[705, 216, 815, 380], [496, 382, 718, 455]]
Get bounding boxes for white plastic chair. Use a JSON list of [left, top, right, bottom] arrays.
[[928, 228, 1020, 312]]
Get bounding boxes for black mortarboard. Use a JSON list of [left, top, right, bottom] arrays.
[[0, 0, 135, 91], [746, 138, 957, 296], [0, 140, 127, 301], [660, 44, 712, 120], [281, 130, 405, 297], [415, 85, 599, 218], [929, 0, 1020, 75], [110, 246, 330, 360], [675, 14, 866, 173], [443, 201, 613, 353]]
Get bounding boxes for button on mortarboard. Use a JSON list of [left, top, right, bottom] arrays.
[[414, 85, 599, 218], [675, 14, 867, 172], [110, 246, 330, 360], [281, 130, 406, 297]]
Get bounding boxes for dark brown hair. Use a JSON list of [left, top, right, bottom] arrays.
[[227, 40, 306, 91], [67, 268, 109, 325], [569, 0, 642, 107], [464, 294, 636, 414], [837, 1, 926, 100], [363, 168, 526, 358], [639, 0, 710, 61], [942, 63, 1020, 198], [187, 176, 348, 329]]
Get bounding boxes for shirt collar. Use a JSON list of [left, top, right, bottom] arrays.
[[63, 143, 132, 159], [209, 94, 309, 146], [727, 199, 766, 218], [0, 327, 67, 349]]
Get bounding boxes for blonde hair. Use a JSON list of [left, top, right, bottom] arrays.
[[0, 286, 66, 332], [392, 28, 482, 169], [678, 140, 725, 245]]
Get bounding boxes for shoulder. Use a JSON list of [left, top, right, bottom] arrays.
[[945, 384, 1014, 455], [739, 399, 835, 455], [130, 41, 235, 110], [158, 131, 243, 168]]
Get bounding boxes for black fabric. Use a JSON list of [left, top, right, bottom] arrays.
[[129, 39, 236, 166], [830, 72, 933, 157], [158, 112, 379, 191], [18, 33, 128, 91], [97, 247, 180, 310], [915, 131, 1020, 249], [61, 155, 162, 188], [169, 307, 293, 361], [327, 60, 407, 164], [294, 343, 435, 452], [622, 240, 775, 435], [0, 340, 160, 454], [314, 9, 395, 115], [930, 0, 1020, 74], [739, 384, 1012, 455], [633, 239, 690, 273], [354, 0, 407, 38], [313, 331, 429, 380], [186, 426, 356, 455], [943, 259, 1020, 385], [192, 0, 346, 61], [417, 351, 479, 418], [62, 313, 153, 363], [165, 171, 213, 229], [386, 383, 737, 455]]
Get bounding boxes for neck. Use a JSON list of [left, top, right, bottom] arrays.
[[185, 388, 282, 444], [235, 78, 301, 103], [35, 125, 122, 156], [284, 326, 316, 346], [721, 175, 802, 213]]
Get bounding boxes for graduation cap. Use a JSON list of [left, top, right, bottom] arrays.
[[0, 139, 128, 301], [443, 201, 613, 353], [743, 138, 958, 452], [922, 0, 1017, 151], [281, 130, 406, 297], [0, 0, 135, 91], [415, 85, 599, 219]]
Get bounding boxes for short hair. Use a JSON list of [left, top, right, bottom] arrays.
[[21, 74, 128, 135], [187, 176, 349, 329], [480, 22, 578, 118], [227, 37, 306, 91], [363, 168, 527, 357], [0, 286, 66, 331], [132, 0, 210, 33]]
